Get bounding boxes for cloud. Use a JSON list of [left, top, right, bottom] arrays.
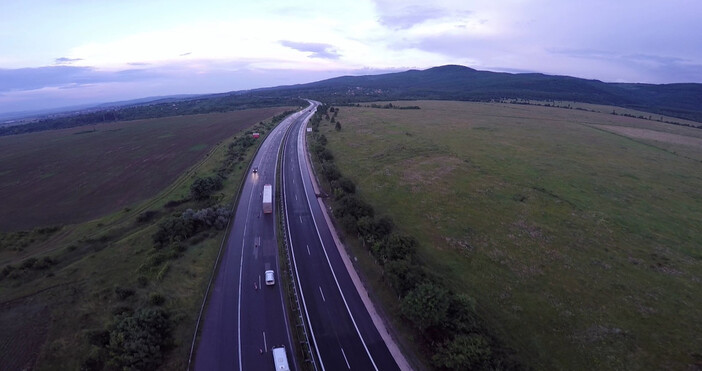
[[279, 41, 340, 59], [0, 65, 163, 92], [547, 48, 702, 82], [373, 0, 472, 29], [179, 52, 192, 57], [54, 57, 83, 65]]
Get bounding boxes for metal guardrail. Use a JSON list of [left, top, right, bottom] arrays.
[[278, 108, 319, 371]]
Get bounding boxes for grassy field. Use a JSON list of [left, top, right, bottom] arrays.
[[0, 107, 293, 370], [0, 108, 286, 232], [320, 101, 702, 369]]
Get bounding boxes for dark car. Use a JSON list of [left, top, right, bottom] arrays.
[[253, 166, 258, 173]]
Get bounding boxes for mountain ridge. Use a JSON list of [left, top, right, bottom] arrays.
[[253, 64, 702, 122], [2, 65, 701, 135]]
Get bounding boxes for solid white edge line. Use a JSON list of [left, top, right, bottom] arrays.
[[296, 107, 379, 371], [283, 105, 326, 371]]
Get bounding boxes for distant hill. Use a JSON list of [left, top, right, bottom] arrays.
[[0, 94, 204, 124], [255, 65, 702, 123], [0, 94, 304, 136], [3, 65, 701, 136]]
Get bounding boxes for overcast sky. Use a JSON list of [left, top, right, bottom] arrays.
[[1, 0, 701, 115]]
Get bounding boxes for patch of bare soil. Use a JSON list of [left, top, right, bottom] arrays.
[[592, 124, 702, 148], [400, 155, 462, 192]]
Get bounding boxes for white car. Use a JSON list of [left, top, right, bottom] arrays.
[[265, 270, 275, 286]]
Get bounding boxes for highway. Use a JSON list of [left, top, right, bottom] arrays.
[[193, 104, 317, 371], [281, 102, 401, 371], [193, 100, 401, 371]]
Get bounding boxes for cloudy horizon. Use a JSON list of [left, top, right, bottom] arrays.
[[1, 0, 701, 115]]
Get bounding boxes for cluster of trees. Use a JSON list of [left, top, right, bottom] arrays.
[[310, 105, 519, 370], [82, 307, 172, 370], [190, 176, 224, 201], [152, 206, 231, 247]]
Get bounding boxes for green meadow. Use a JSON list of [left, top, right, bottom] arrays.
[[321, 101, 702, 369]]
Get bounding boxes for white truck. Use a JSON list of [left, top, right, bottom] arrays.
[[272, 346, 290, 371], [262, 184, 273, 214]]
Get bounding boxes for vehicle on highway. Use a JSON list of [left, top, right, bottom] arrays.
[[265, 270, 275, 286], [253, 166, 258, 173], [262, 184, 273, 214], [271, 345, 290, 371]]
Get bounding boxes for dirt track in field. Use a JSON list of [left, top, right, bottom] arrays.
[[592, 124, 702, 148]]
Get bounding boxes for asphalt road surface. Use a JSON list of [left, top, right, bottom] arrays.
[[194, 104, 317, 371], [281, 102, 401, 371]]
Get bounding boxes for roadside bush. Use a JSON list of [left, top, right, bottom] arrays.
[[322, 162, 341, 181], [190, 176, 223, 201], [181, 206, 231, 231], [152, 217, 195, 246], [334, 194, 373, 220], [444, 294, 479, 335], [106, 308, 172, 371], [401, 282, 451, 332], [318, 148, 334, 161], [331, 177, 356, 197], [338, 214, 358, 233], [357, 216, 393, 245], [432, 333, 492, 370], [385, 259, 427, 297], [152, 206, 231, 247], [371, 233, 417, 264]]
